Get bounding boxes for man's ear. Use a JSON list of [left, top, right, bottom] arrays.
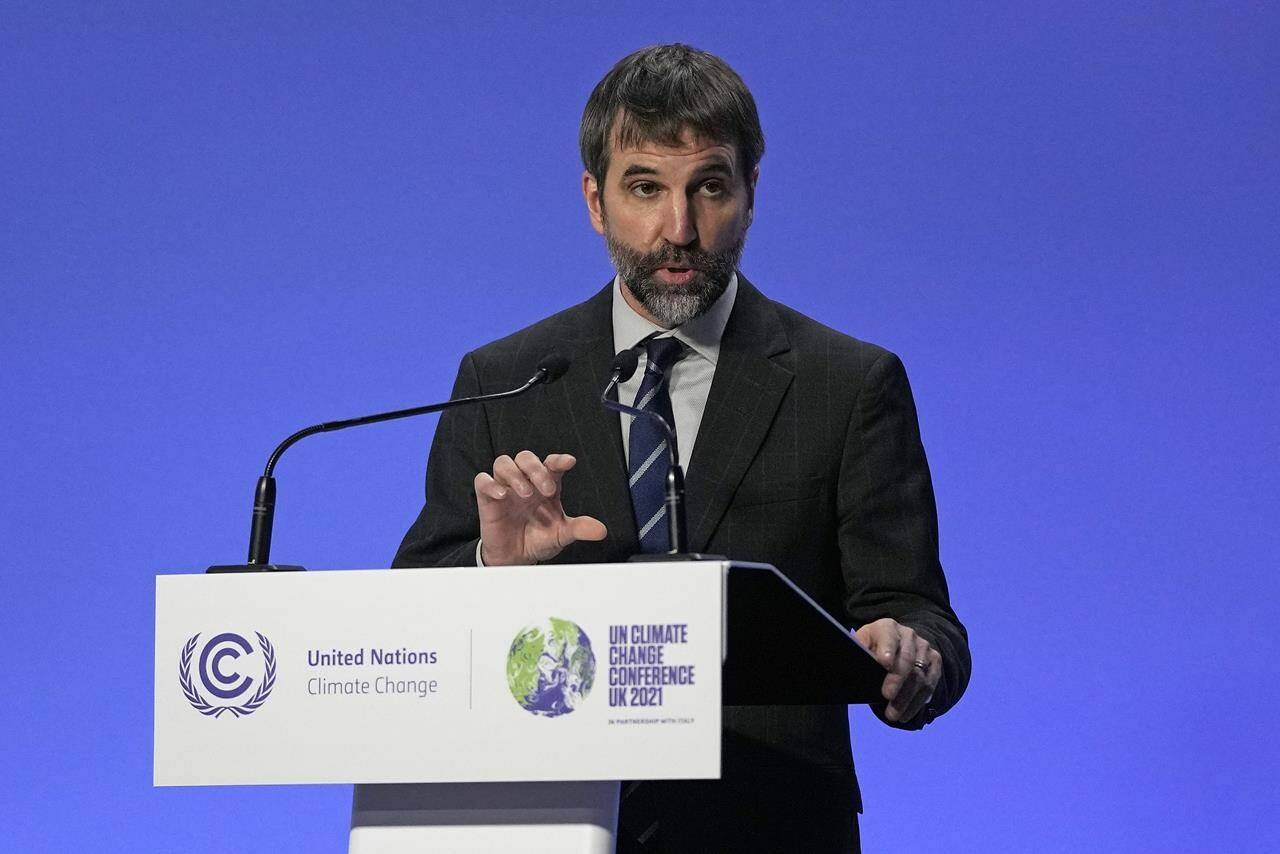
[[582, 170, 605, 236], [747, 165, 760, 224]]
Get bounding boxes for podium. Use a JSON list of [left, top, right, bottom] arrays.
[[154, 561, 882, 852]]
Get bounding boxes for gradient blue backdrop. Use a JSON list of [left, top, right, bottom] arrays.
[[2, 3, 1276, 851]]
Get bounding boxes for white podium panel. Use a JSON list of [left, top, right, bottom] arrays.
[[348, 781, 620, 854], [154, 562, 723, 787]]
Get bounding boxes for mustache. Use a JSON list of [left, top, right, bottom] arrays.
[[629, 246, 713, 272]]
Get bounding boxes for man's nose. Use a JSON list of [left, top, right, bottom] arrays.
[[662, 194, 697, 247]]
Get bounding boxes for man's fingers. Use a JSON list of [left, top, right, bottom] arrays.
[[474, 472, 508, 501], [545, 453, 578, 473], [856, 618, 901, 671], [901, 648, 942, 720], [855, 619, 905, 707], [544, 453, 578, 491], [881, 672, 906, 706], [876, 623, 919, 717], [515, 450, 557, 497], [492, 455, 536, 498], [890, 630, 926, 713], [888, 632, 935, 722], [892, 626, 918, 676]]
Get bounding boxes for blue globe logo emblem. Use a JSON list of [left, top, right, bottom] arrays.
[[506, 618, 596, 717]]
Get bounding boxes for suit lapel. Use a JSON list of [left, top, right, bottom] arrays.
[[550, 285, 638, 551], [685, 276, 793, 553]]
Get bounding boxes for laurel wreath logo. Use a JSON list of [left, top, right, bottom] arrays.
[[179, 632, 276, 718]]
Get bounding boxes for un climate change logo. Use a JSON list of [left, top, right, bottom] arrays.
[[179, 631, 276, 718], [506, 618, 595, 717]]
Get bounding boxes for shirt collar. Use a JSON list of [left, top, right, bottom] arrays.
[[610, 272, 738, 366]]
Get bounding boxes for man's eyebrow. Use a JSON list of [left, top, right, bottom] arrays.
[[695, 161, 735, 177], [620, 164, 659, 178]]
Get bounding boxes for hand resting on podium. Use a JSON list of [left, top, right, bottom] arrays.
[[855, 617, 943, 724]]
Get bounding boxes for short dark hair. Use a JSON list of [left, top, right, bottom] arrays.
[[579, 44, 765, 188]]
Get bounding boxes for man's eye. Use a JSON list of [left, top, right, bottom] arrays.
[[700, 180, 724, 196], [631, 182, 658, 197]]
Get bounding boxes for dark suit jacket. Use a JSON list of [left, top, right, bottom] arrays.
[[394, 275, 970, 847]]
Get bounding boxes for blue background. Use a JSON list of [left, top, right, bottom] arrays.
[[2, 2, 1276, 851]]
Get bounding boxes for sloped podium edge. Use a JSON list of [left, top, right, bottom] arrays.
[[723, 562, 884, 705]]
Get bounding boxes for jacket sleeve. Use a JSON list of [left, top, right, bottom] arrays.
[[838, 350, 971, 729], [392, 351, 494, 569]]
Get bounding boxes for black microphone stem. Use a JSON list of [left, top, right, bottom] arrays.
[[218, 359, 565, 574], [663, 464, 688, 556], [263, 373, 545, 478]]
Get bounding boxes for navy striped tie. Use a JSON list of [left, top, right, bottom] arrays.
[[628, 336, 686, 553]]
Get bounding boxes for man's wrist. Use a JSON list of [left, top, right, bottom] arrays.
[[477, 539, 538, 567]]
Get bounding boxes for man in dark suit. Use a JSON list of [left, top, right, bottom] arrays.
[[394, 44, 969, 852]]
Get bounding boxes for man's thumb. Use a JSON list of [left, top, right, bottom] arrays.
[[566, 515, 607, 543]]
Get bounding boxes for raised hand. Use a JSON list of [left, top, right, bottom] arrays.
[[473, 450, 607, 566]]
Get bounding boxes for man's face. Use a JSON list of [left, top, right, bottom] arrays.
[[583, 126, 757, 328]]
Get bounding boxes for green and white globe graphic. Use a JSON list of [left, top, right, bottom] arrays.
[[506, 618, 596, 717]]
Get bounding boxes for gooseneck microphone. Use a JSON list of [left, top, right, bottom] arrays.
[[210, 353, 570, 573], [601, 345, 691, 556]]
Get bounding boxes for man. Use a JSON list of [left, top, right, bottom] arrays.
[[395, 44, 970, 852]]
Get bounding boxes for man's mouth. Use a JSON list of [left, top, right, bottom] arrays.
[[655, 266, 698, 284]]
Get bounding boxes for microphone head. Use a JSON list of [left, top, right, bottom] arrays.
[[536, 353, 570, 383], [610, 348, 640, 383]]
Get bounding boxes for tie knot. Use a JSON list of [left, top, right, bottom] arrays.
[[644, 336, 685, 373]]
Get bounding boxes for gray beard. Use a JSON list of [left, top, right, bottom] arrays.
[[604, 229, 744, 328]]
